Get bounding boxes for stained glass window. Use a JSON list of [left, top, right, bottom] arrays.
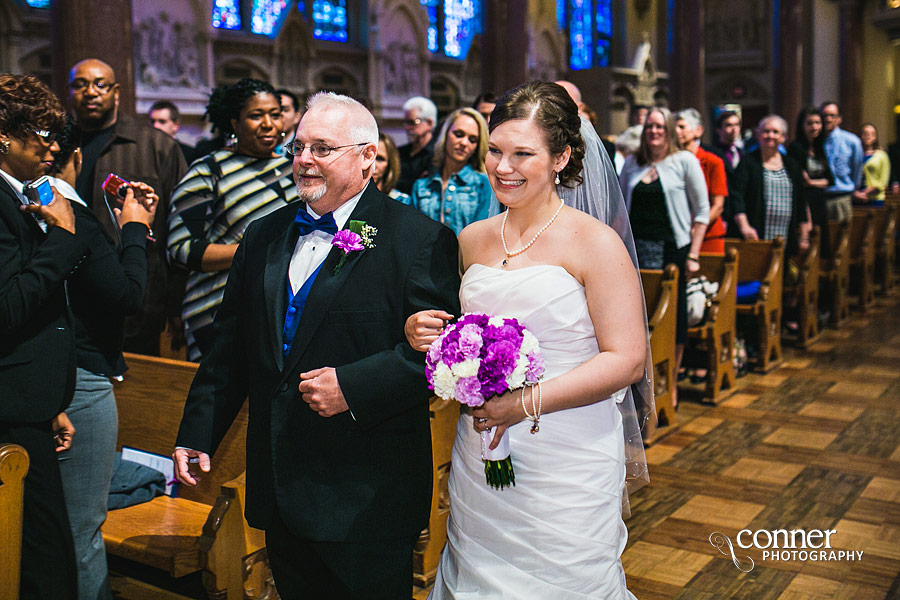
[[251, 0, 288, 35], [559, 0, 612, 70], [420, 0, 481, 59], [312, 0, 348, 42], [443, 0, 480, 59], [556, 0, 566, 31], [420, 0, 440, 53], [213, 0, 242, 30], [25, 0, 50, 8]]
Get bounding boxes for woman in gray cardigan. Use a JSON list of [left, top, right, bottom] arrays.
[[619, 107, 709, 397]]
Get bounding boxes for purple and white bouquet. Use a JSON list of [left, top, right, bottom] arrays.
[[425, 313, 544, 489]]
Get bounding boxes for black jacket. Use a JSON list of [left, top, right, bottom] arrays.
[[0, 177, 89, 422], [729, 149, 807, 257], [175, 182, 460, 542], [68, 203, 149, 376]]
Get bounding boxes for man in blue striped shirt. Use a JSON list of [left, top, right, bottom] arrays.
[[821, 101, 863, 223]]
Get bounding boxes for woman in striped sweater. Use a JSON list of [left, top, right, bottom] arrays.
[[168, 79, 299, 360]]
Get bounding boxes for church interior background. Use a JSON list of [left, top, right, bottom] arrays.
[[4, 0, 900, 146]]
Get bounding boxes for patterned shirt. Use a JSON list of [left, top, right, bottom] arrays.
[[167, 150, 298, 360], [762, 167, 793, 241]]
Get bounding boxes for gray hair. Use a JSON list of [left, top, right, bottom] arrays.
[[402, 96, 437, 124], [306, 91, 378, 145], [615, 125, 643, 154], [757, 114, 789, 136], [676, 108, 703, 131]]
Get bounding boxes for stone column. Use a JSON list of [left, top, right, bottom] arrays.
[[774, 0, 809, 138], [669, 0, 705, 114], [50, 0, 135, 115], [482, 0, 528, 95], [838, 0, 864, 132]]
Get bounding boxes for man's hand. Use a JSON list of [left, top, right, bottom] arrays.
[[172, 447, 210, 486], [299, 367, 349, 417], [404, 309, 454, 352], [51, 411, 75, 452]]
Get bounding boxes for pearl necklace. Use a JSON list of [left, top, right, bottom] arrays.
[[500, 199, 565, 267]]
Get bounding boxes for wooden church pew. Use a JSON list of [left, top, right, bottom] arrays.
[[0, 443, 29, 600], [639, 264, 679, 444], [724, 237, 784, 372]]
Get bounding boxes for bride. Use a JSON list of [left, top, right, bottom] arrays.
[[406, 81, 650, 599]]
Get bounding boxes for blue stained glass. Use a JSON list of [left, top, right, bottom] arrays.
[[251, 0, 288, 35], [298, 1, 306, 13], [25, 0, 50, 8], [556, 0, 566, 31], [595, 38, 610, 67], [595, 0, 612, 37], [443, 0, 481, 59], [312, 0, 348, 42], [213, 0, 241, 30], [568, 0, 592, 70], [421, 0, 440, 53]]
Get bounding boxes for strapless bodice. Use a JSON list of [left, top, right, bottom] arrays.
[[460, 264, 599, 379]]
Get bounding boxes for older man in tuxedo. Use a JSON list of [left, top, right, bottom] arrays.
[[173, 92, 460, 599]]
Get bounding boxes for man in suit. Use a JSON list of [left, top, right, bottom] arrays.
[[173, 92, 460, 599]]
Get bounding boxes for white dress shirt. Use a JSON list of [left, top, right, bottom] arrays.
[[288, 189, 364, 294]]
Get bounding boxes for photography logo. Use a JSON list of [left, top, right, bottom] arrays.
[[709, 528, 864, 572]]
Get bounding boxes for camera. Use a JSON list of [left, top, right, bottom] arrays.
[[23, 176, 54, 206], [102, 173, 131, 204]]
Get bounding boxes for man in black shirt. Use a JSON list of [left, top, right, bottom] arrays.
[[396, 96, 437, 195], [69, 58, 187, 356]]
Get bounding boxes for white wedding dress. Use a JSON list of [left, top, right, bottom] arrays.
[[430, 264, 636, 600]]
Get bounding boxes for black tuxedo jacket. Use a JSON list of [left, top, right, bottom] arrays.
[[0, 177, 88, 423], [176, 183, 460, 542]]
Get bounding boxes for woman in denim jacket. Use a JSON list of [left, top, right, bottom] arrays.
[[407, 107, 497, 234]]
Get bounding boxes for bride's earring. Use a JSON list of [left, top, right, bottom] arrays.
[[554, 171, 560, 185]]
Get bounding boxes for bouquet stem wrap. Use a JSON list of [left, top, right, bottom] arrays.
[[480, 429, 514, 489]]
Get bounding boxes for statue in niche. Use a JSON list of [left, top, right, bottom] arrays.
[[384, 42, 420, 97], [134, 12, 203, 89]]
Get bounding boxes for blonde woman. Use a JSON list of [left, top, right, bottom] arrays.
[[406, 107, 498, 234]]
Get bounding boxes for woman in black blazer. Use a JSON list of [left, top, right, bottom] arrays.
[[731, 114, 812, 259], [0, 73, 88, 599], [787, 106, 835, 257]]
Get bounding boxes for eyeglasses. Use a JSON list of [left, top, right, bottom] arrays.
[[403, 118, 423, 127], [284, 141, 367, 158], [25, 126, 56, 145], [69, 79, 117, 94]]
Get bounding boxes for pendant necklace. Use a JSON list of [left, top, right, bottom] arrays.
[[500, 198, 565, 267]]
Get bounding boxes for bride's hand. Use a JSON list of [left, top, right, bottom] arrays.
[[472, 388, 528, 450], [404, 309, 455, 352]]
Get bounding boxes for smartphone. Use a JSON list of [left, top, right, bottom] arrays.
[[102, 173, 131, 204], [23, 176, 54, 206]]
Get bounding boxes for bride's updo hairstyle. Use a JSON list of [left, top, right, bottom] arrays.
[[488, 81, 586, 187]]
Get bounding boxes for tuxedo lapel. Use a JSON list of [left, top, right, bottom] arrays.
[[281, 185, 384, 378], [263, 216, 300, 372]]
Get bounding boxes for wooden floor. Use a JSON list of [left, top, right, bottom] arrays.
[[416, 288, 900, 600]]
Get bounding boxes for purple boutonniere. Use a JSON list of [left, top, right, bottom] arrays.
[[332, 219, 376, 274]]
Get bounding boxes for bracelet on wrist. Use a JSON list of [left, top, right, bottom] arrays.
[[687, 255, 700, 262]]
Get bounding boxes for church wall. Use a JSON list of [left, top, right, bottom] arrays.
[[810, 0, 840, 107], [861, 0, 895, 144]]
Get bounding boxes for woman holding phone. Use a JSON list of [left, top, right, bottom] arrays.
[[0, 73, 86, 600]]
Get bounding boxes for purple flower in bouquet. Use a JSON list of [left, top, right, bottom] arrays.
[[525, 351, 545, 383], [458, 324, 483, 360], [456, 376, 483, 407]]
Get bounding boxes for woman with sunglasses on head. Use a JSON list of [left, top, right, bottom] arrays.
[[406, 107, 498, 235], [0, 73, 87, 600], [168, 78, 298, 361]]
